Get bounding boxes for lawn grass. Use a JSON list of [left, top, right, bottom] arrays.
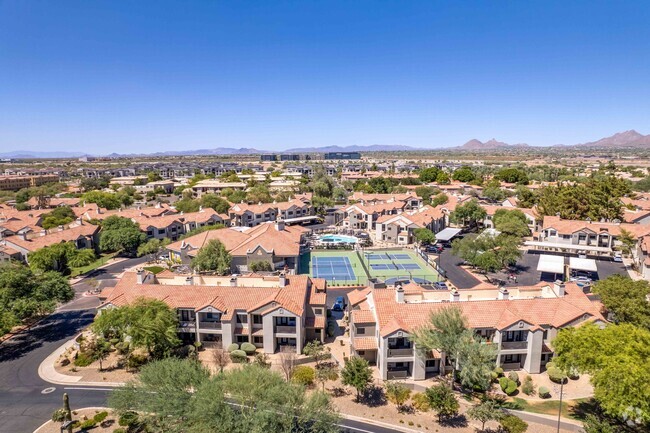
[[143, 265, 165, 275], [511, 397, 592, 420], [70, 252, 118, 277]]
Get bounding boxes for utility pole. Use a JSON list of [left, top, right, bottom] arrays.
[[556, 380, 564, 433]]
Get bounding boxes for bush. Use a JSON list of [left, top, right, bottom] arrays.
[[51, 408, 67, 422], [74, 352, 94, 367], [547, 366, 567, 384], [79, 419, 97, 430], [500, 377, 517, 395], [93, 411, 109, 423], [494, 367, 504, 377], [507, 371, 519, 384], [291, 366, 316, 386], [240, 342, 257, 355], [115, 341, 130, 354], [126, 353, 148, 371], [500, 414, 528, 433], [490, 371, 499, 381], [538, 386, 551, 398], [118, 411, 139, 427], [109, 338, 120, 345], [230, 349, 248, 363], [521, 375, 535, 396], [194, 341, 203, 351], [227, 343, 239, 353], [411, 392, 430, 412]]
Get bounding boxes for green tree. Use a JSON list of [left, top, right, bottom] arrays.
[[515, 185, 537, 208], [147, 171, 163, 182], [93, 298, 180, 358], [95, 337, 112, 371], [451, 233, 521, 276], [82, 190, 122, 209], [413, 228, 436, 245], [315, 364, 339, 391], [617, 228, 637, 256], [28, 242, 76, 273], [99, 216, 147, 255], [466, 400, 503, 431], [67, 248, 97, 268], [431, 193, 449, 207], [199, 194, 231, 214], [452, 166, 477, 183], [191, 239, 232, 275], [482, 184, 508, 203], [591, 275, 650, 329], [303, 340, 329, 367], [581, 414, 616, 433], [341, 356, 373, 401], [385, 381, 411, 412], [249, 260, 273, 272], [411, 306, 469, 387], [457, 335, 498, 391], [41, 206, 76, 229], [174, 198, 201, 213], [500, 414, 528, 433], [425, 384, 459, 422], [137, 238, 171, 261], [552, 323, 650, 423], [415, 185, 435, 202], [493, 209, 530, 237], [450, 199, 487, 229], [419, 167, 443, 183], [246, 185, 273, 203], [494, 168, 529, 185]]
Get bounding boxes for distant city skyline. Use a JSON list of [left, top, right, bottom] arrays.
[[1, 1, 649, 153]]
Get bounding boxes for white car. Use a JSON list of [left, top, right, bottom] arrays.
[[570, 276, 592, 286], [613, 252, 623, 262]]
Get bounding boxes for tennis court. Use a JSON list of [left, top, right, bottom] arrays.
[[312, 256, 355, 281], [301, 250, 368, 285], [362, 249, 440, 285]]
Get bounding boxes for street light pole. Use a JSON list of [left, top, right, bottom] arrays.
[[556, 379, 564, 433]]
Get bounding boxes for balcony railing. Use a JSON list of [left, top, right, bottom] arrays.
[[275, 325, 297, 334], [386, 370, 410, 379], [501, 341, 528, 350], [178, 321, 196, 329], [199, 321, 222, 330], [387, 347, 414, 357]]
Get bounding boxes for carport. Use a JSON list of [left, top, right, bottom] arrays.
[[569, 257, 597, 274], [537, 254, 566, 279], [435, 228, 462, 242]]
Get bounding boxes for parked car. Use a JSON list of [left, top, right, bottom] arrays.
[[570, 276, 592, 286], [433, 281, 449, 290], [332, 296, 346, 311], [613, 252, 623, 262], [426, 245, 443, 253]]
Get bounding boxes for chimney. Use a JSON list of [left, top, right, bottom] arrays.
[[19, 232, 28, 241], [275, 218, 285, 231], [185, 276, 194, 286], [554, 280, 565, 297], [279, 272, 287, 287], [136, 268, 145, 284], [230, 277, 237, 287], [395, 284, 405, 303], [40, 229, 47, 236], [498, 287, 509, 300], [76, 217, 83, 225], [450, 289, 460, 302], [58, 225, 64, 232]]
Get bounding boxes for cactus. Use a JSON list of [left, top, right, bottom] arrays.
[[63, 393, 73, 433]]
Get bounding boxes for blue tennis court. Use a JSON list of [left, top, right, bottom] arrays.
[[365, 253, 412, 261], [312, 256, 355, 281], [395, 263, 421, 270]]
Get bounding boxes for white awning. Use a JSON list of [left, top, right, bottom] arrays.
[[524, 241, 611, 253], [283, 215, 322, 224], [435, 228, 462, 242], [569, 257, 598, 272], [537, 254, 565, 274]]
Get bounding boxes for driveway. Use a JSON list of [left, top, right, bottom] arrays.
[[436, 248, 481, 289]]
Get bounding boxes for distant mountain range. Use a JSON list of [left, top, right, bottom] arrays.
[[2, 130, 650, 158]]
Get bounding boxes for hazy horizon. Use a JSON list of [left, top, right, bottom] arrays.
[[1, 1, 649, 153]]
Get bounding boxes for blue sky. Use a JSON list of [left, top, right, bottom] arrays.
[[1, 0, 649, 153]]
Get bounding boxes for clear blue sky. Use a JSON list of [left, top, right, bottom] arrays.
[[1, 1, 649, 154]]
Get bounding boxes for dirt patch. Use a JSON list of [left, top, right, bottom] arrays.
[[36, 408, 120, 433]]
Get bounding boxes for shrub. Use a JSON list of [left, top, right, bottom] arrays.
[[500, 377, 517, 395], [494, 367, 504, 377], [538, 386, 551, 398], [291, 366, 316, 386], [115, 341, 130, 354], [79, 419, 97, 429], [194, 341, 203, 351], [109, 338, 120, 345], [521, 375, 535, 396], [411, 392, 430, 412], [490, 371, 499, 381], [118, 411, 139, 427], [126, 353, 148, 371], [230, 349, 248, 363], [547, 366, 567, 384], [93, 411, 109, 423], [227, 343, 239, 353], [240, 342, 257, 355], [74, 352, 94, 367], [500, 414, 528, 433], [507, 371, 519, 384], [499, 377, 509, 391], [51, 408, 67, 422]]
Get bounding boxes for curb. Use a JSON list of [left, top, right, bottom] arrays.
[[38, 334, 125, 388], [33, 407, 110, 433]]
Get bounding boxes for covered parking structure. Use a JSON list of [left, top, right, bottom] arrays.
[[435, 228, 462, 243], [569, 257, 597, 276], [536, 254, 566, 280]]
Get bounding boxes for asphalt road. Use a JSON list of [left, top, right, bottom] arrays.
[[436, 248, 481, 289]]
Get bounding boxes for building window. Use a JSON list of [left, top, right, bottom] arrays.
[[425, 360, 438, 368], [356, 327, 366, 335], [252, 315, 262, 324], [358, 350, 365, 355], [314, 308, 323, 315], [237, 314, 248, 324], [253, 336, 263, 344], [236, 335, 249, 343]]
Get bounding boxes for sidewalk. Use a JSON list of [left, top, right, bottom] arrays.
[[38, 334, 126, 388]]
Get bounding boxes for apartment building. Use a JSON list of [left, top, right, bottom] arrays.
[[99, 271, 327, 354], [341, 202, 407, 231], [228, 200, 313, 227], [0, 174, 59, 191], [526, 215, 650, 257], [350, 192, 423, 210], [192, 180, 247, 198], [375, 205, 447, 245], [348, 281, 604, 380], [131, 208, 229, 241], [481, 205, 538, 233]]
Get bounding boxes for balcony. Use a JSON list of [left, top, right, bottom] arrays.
[[178, 321, 196, 331], [386, 369, 410, 379], [275, 325, 297, 334], [387, 347, 414, 357], [501, 341, 528, 351], [199, 321, 222, 330]]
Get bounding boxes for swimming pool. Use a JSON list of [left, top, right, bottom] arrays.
[[319, 234, 359, 244]]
